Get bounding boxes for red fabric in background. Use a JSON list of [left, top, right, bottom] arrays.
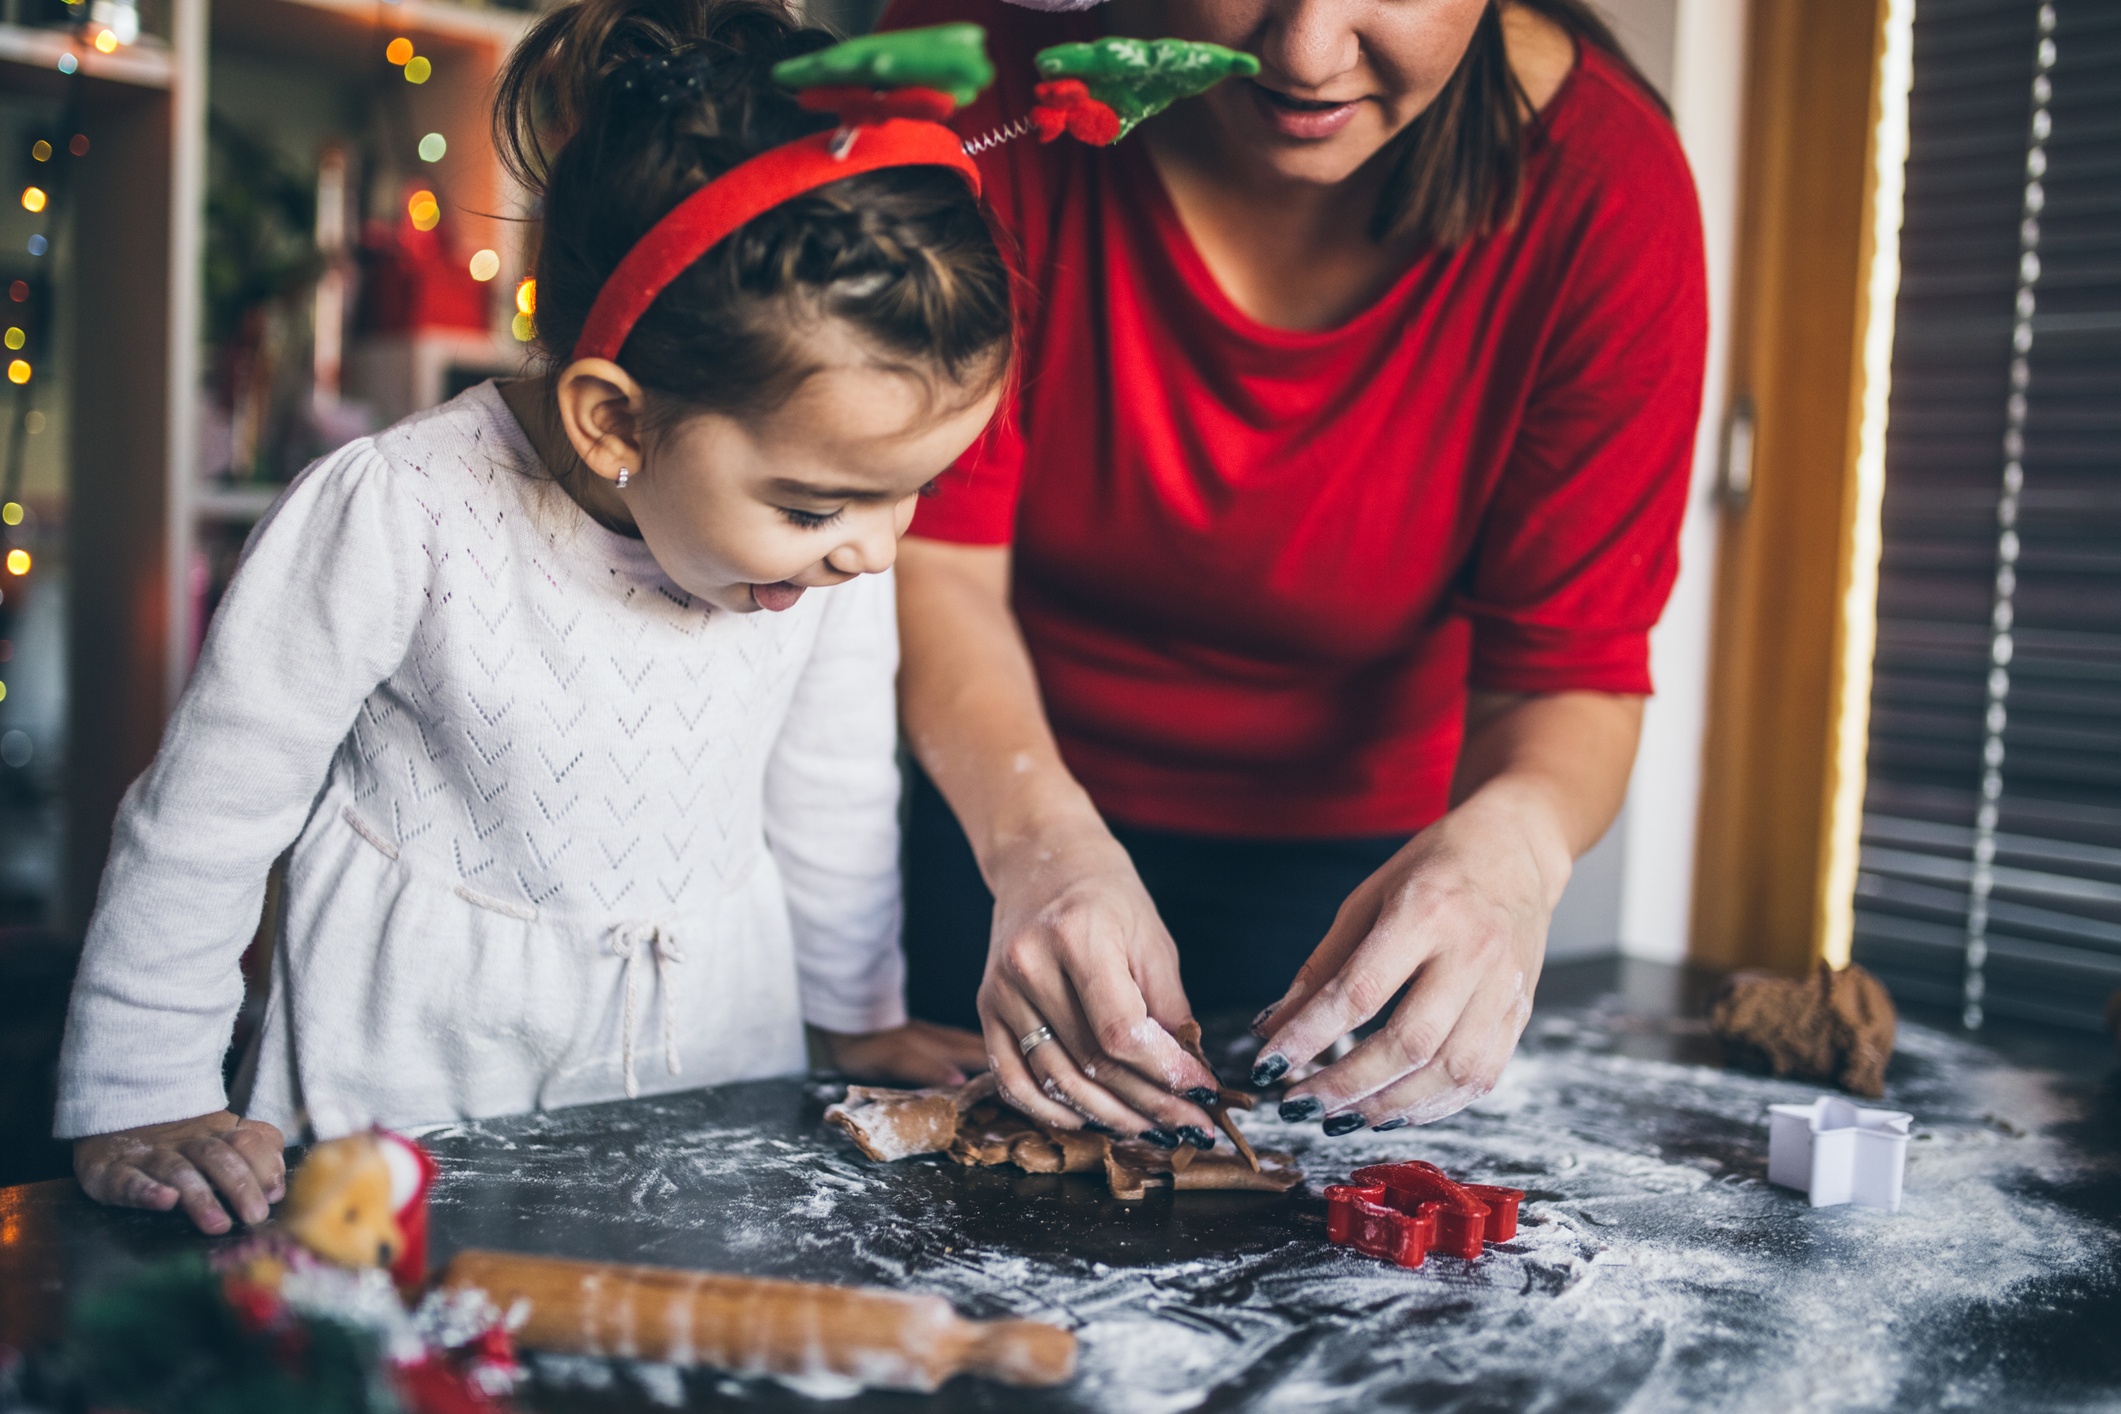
[[890, 2, 1709, 838]]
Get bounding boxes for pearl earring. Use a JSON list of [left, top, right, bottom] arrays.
[[616, 467, 631, 490]]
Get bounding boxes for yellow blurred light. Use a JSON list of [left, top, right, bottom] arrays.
[[515, 278, 536, 316], [404, 55, 431, 84], [418, 132, 447, 163], [3, 329, 20, 350], [511, 311, 536, 343], [93, 28, 118, 53], [4, 361, 26, 385], [385, 36, 414, 65], [468, 249, 500, 282], [0, 684, 9, 703], [30, 141, 50, 162], [1, 504, 21, 526], [20, 187, 46, 214], [408, 192, 441, 232], [6, 551, 29, 576]]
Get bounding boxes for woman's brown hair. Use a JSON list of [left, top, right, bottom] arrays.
[[1374, 0, 1670, 248], [495, 0, 1012, 415]]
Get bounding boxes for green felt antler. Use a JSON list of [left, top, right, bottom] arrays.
[[1034, 37, 1260, 139], [771, 23, 996, 109]]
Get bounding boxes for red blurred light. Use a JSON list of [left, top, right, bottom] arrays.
[[6, 282, 24, 303], [68, 134, 89, 157]]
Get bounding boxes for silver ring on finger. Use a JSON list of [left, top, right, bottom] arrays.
[[1018, 1024, 1057, 1057]]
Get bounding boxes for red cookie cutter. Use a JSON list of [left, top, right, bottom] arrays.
[[1324, 1161, 1524, 1268]]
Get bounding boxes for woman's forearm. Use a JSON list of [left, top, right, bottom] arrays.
[[894, 536, 1106, 881], [1448, 689, 1646, 907], [894, 535, 1220, 1128]]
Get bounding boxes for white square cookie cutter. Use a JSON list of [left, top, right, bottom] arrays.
[[1767, 1095, 1912, 1212]]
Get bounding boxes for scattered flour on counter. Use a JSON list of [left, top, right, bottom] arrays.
[[422, 1007, 2119, 1412]]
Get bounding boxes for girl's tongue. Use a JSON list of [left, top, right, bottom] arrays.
[[752, 581, 806, 612]]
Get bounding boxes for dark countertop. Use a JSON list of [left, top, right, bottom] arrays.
[[5, 958, 2119, 1412]]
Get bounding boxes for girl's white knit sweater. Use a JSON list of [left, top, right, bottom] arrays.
[[55, 382, 905, 1141]]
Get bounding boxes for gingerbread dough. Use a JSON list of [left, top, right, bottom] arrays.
[[1710, 962, 1897, 1097], [826, 1074, 998, 1162], [828, 1074, 1302, 1201], [1175, 1021, 1261, 1171]]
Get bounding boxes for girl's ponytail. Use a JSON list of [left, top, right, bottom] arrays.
[[494, 0, 1011, 412]]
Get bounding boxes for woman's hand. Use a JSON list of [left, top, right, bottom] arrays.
[[894, 537, 1219, 1145], [1253, 692, 1644, 1132], [74, 1111, 287, 1235], [818, 1020, 990, 1088], [975, 820, 1221, 1146]]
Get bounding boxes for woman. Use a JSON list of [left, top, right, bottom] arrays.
[[888, 0, 1706, 1146]]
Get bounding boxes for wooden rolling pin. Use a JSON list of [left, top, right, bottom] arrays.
[[440, 1250, 1076, 1392]]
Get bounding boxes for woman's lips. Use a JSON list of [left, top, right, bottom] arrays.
[[1248, 80, 1363, 140], [752, 581, 806, 612]]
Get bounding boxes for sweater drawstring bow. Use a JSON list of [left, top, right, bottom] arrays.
[[606, 922, 685, 1099]]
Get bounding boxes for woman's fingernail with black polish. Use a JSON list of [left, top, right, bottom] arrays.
[[1372, 1118, 1408, 1132], [1252, 1053, 1290, 1087], [1185, 1086, 1220, 1107], [1278, 1095, 1322, 1123], [1141, 1128, 1181, 1149], [1250, 1005, 1279, 1035], [1178, 1126, 1215, 1150], [1322, 1113, 1366, 1137]]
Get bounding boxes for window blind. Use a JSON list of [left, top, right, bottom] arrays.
[[1855, 0, 2121, 1031]]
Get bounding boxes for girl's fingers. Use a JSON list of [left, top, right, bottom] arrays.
[[1280, 952, 1483, 1122], [180, 1135, 271, 1227], [1249, 880, 1387, 1079], [914, 1021, 992, 1075], [105, 1162, 179, 1212], [226, 1122, 288, 1203], [137, 1149, 234, 1234]]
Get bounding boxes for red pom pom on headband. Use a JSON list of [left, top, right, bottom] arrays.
[[571, 118, 980, 364]]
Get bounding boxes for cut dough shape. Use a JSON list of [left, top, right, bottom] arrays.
[[1175, 1021, 1260, 1171], [825, 1073, 1301, 1202], [1009, 1128, 1108, 1174], [827, 1074, 998, 1163], [949, 1101, 1042, 1167]]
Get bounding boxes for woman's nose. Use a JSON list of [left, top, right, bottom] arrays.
[[1260, 0, 1363, 91]]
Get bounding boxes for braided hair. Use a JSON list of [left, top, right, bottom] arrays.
[[496, 0, 1012, 414]]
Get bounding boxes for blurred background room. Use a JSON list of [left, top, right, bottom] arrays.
[[1, 0, 2115, 1184]]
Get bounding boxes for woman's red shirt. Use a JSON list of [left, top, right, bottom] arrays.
[[888, 2, 1709, 838]]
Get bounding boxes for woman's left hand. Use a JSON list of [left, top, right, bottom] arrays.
[[1251, 692, 1643, 1132], [817, 1020, 990, 1088]]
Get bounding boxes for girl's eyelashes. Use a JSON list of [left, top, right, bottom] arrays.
[[778, 506, 845, 530]]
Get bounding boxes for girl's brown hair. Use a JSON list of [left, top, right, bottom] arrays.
[[1374, 0, 1670, 247], [496, 0, 1012, 414]]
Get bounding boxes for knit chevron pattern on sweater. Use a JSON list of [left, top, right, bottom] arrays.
[[56, 383, 906, 1140]]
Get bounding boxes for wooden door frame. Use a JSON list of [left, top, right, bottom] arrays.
[[1691, 0, 1913, 973]]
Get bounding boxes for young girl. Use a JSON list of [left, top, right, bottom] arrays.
[[57, 0, 1012, 1235]]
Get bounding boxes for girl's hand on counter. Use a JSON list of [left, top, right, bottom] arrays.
[[818, 1019, 990, 1088], [73, 1111, 287, 1235]]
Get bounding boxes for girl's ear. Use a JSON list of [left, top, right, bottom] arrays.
[[553, 359, 649, 485]]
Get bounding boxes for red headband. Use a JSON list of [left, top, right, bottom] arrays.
[[571, 118, 981, 363]]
